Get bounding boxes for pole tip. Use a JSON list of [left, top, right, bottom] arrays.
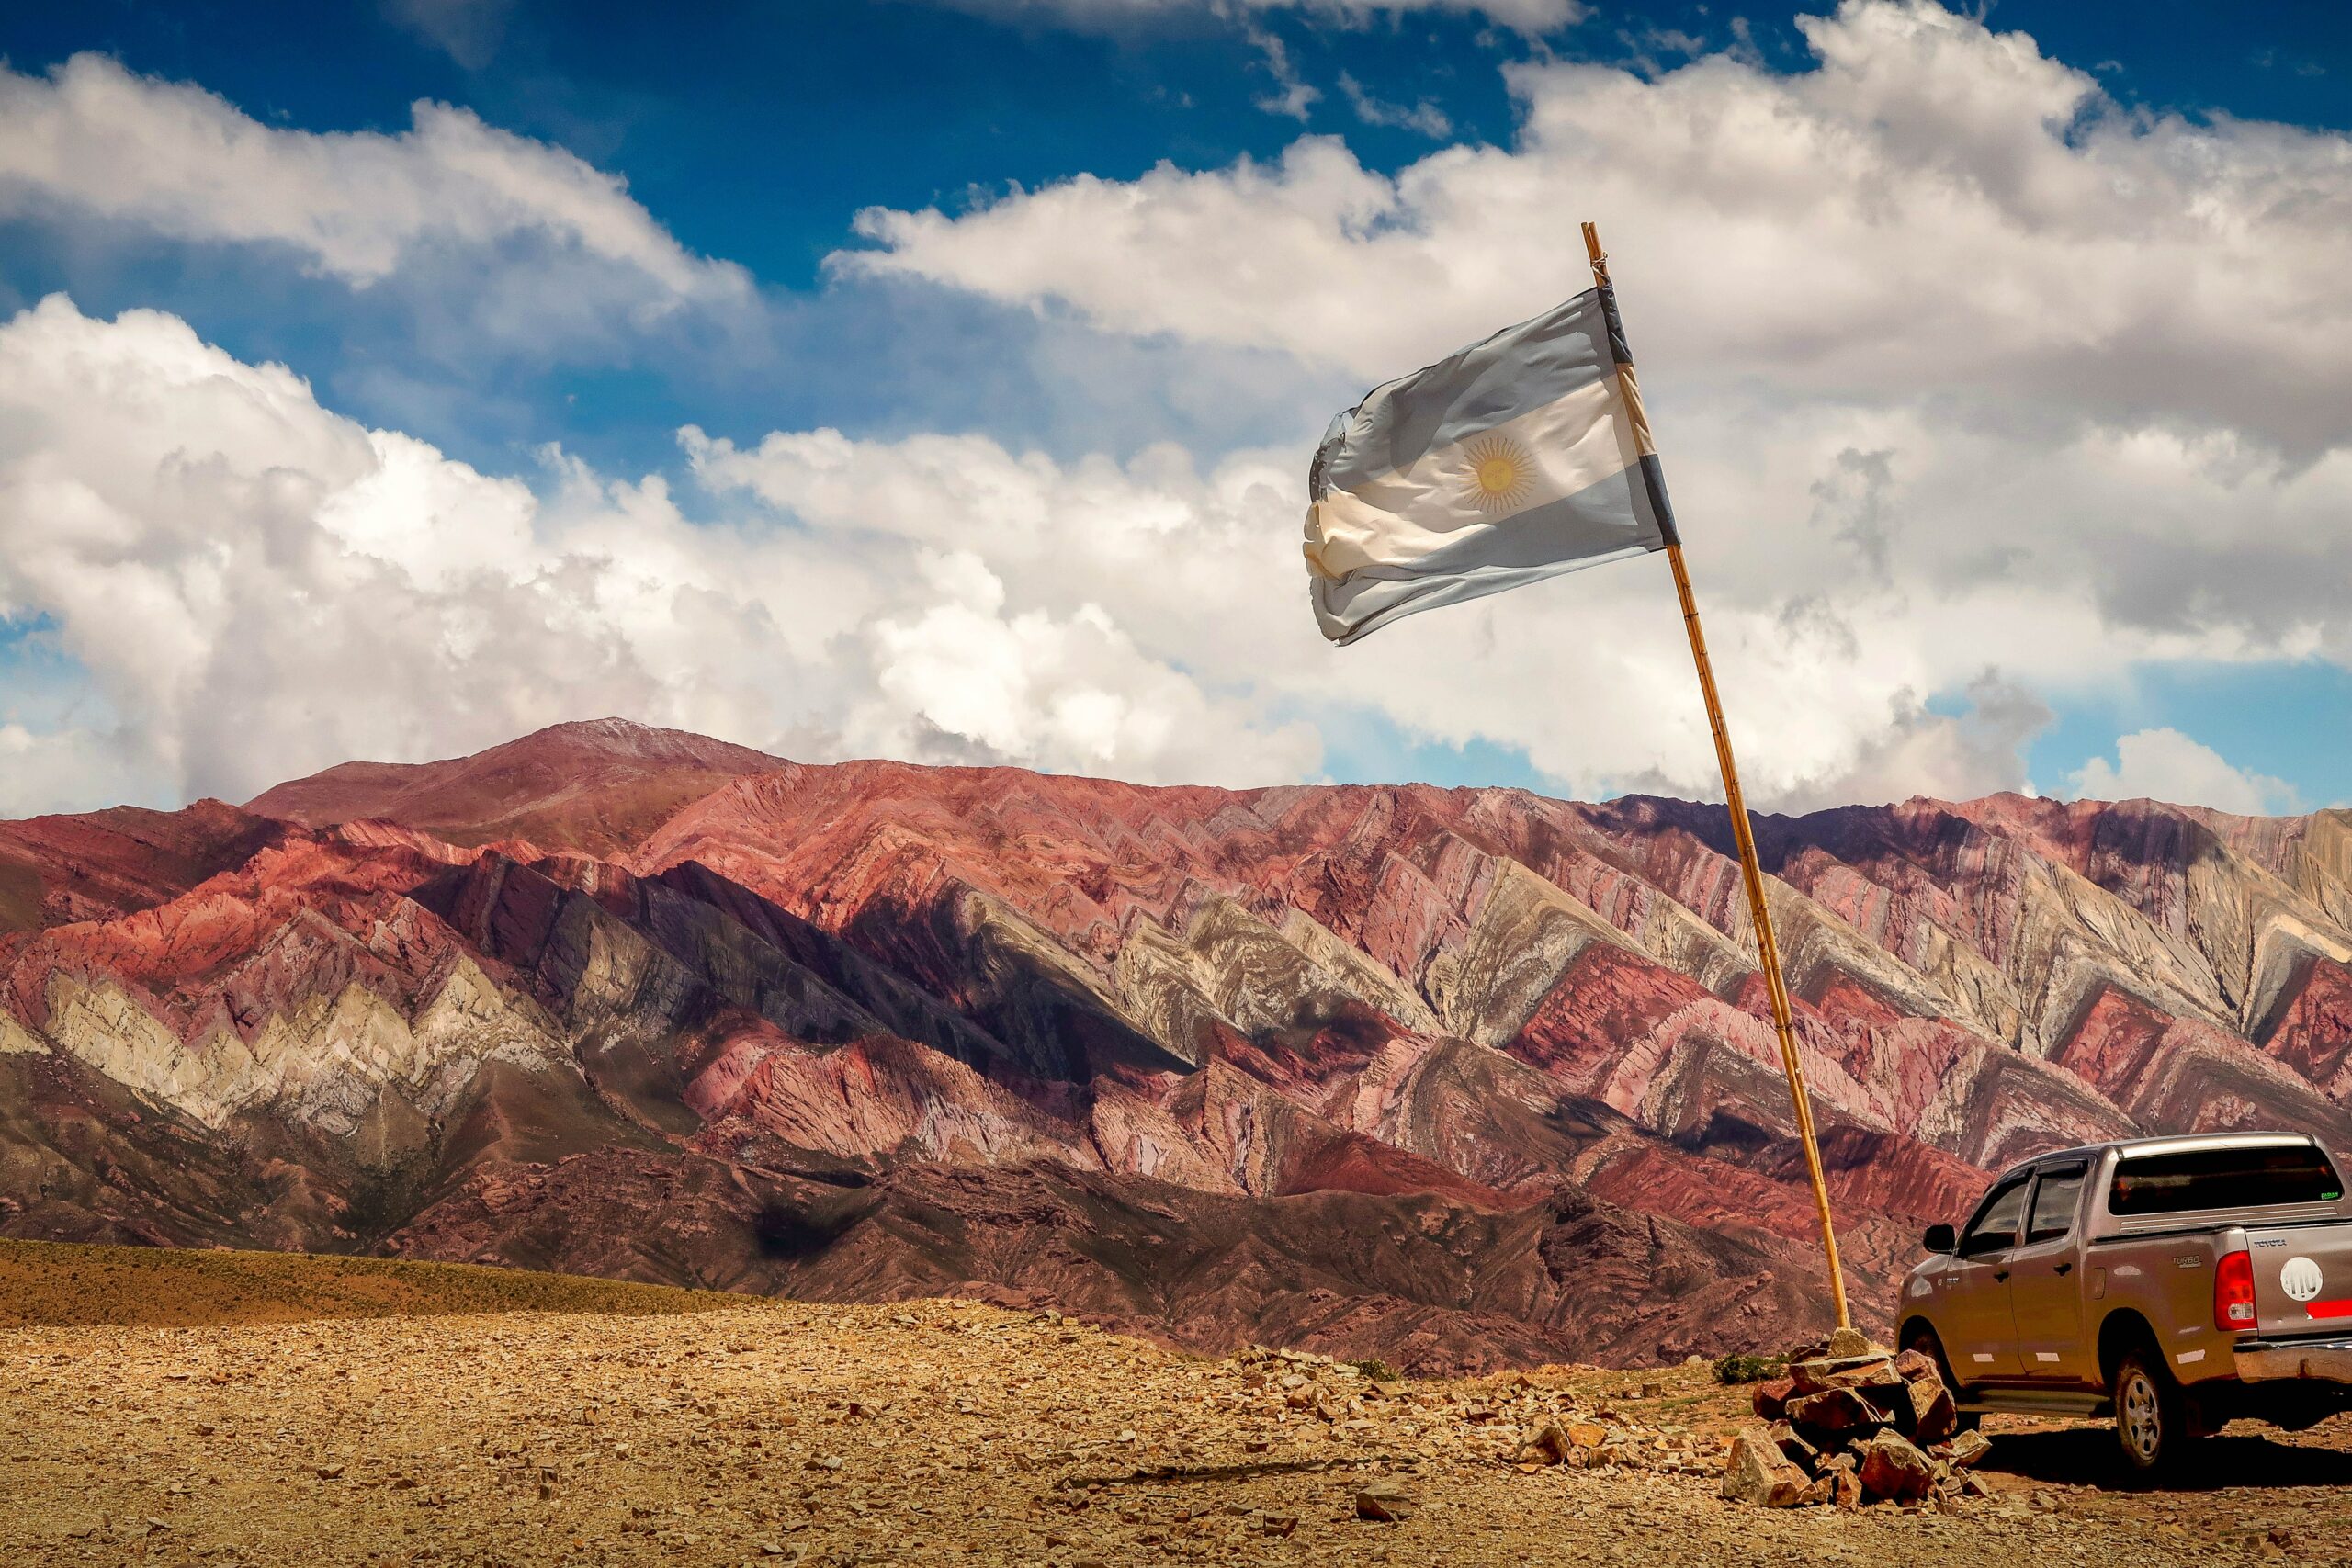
[[1579, 221, 1606, 280]]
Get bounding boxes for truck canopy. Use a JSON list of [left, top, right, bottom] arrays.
[[2109, 1139, 2344, 1221]]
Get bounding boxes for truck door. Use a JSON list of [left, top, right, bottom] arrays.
[[1943, 1171, 2031, 1380], [2007, 1161, 2089, 1380]]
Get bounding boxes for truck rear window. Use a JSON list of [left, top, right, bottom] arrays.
[[2109, 1145, 2345, 1216]]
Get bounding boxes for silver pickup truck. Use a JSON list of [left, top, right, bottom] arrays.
[[1898, 1131, 2352, 1474]]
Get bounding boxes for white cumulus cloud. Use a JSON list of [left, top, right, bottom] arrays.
[[682, 412, 2132, 812], [844, 2, 2352, 455], [0, 296, 1315, 815], [0, 53, 747, 318], [2069, 728, 2301, 817], [825, 0, 2352, 807]]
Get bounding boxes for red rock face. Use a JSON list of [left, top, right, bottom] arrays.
[[243, 717, 786, 854], [0, 798, 287, 930], [4, 720, 2350, 1371]]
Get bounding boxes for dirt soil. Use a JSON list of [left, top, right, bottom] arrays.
[[4, 1243, 2350, 1565], [0, 1239, 738, 1327]]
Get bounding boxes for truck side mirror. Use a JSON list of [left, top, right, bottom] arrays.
[[1923, 1224, 1957, 1255]]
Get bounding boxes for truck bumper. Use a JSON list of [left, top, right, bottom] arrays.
[[2233, 1337, 2352, 1382]]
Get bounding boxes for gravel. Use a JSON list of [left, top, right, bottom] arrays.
[[3, 1298, 2345, 1565]]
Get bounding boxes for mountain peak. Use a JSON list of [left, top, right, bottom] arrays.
[[244, 717, 786, 853], [485, 716, 783, 770], [526, 715, 689, 746]]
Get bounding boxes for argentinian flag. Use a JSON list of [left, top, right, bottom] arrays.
[[1303, 287, 1679, 645]]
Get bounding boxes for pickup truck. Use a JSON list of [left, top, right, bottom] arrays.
[[1898, 1131, 2352, 1474]]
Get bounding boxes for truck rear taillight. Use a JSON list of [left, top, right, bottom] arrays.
[[2215, 1248, 2256, 1331]]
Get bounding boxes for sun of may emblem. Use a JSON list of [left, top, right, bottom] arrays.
[[1462, 433, 1536, 514]]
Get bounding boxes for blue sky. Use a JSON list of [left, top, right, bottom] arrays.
[[0, 0, 2346, 817]]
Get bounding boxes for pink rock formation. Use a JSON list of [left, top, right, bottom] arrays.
[[2, 718, 2346, 1371]]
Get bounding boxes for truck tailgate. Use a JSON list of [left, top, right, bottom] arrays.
[[2248, 1224, 2352, 1334]]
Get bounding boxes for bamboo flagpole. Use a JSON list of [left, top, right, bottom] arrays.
[[1581, 221, 1853, 1330], [1298, 220, 1855, 1328]]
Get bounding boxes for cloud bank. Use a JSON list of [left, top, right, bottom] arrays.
[[1, 3, 2343, 821], [0, 297, 1315, 812], [848, 1, 2352, 461], [832, 0, 2352, 801], [0, 53, 747, 327]]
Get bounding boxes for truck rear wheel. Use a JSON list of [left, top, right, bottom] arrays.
[[2113, 1348, 2184, 1478]]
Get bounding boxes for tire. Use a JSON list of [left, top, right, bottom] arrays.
[[2113, 1348, 2185, 1478], [1904, 1324, 1982, 1434]]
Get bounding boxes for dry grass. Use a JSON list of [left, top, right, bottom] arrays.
[[0, 1238, 734, 1329]]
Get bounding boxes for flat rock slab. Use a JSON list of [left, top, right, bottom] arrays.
[[1722, 1427, 1810, 1508], [1789, 1355, 1903, 1396]]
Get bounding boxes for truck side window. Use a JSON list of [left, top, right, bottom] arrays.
[[2027, 1163, 2087, 1244], [1960, 1174, 2030, 1258]]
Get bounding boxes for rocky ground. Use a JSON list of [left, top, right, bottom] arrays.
[[5, 1247, 2352, 1565]]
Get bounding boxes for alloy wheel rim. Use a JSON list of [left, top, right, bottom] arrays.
[[2121, 1371, 2160, 1460]]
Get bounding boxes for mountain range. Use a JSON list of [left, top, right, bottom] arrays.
[[3, 718, 2346, 1371]]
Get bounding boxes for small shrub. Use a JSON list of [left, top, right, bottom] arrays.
[[1712, 1352, 1786, 1385], [1349, 1357, 1399, 1382]]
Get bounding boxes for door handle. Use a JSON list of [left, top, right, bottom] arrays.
[[2053, 1262, 2074, 1276], [1994, 1269, 2009, 1282]]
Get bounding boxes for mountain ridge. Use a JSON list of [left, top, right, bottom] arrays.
[[243, 717, 789, 854], [2, 718, 2346, 1371]]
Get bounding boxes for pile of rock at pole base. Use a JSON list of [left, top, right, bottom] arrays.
[[1720, 1328, 1991, 1511]]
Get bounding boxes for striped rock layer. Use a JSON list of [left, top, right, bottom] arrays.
[[2, 718, 2346, 1371]]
